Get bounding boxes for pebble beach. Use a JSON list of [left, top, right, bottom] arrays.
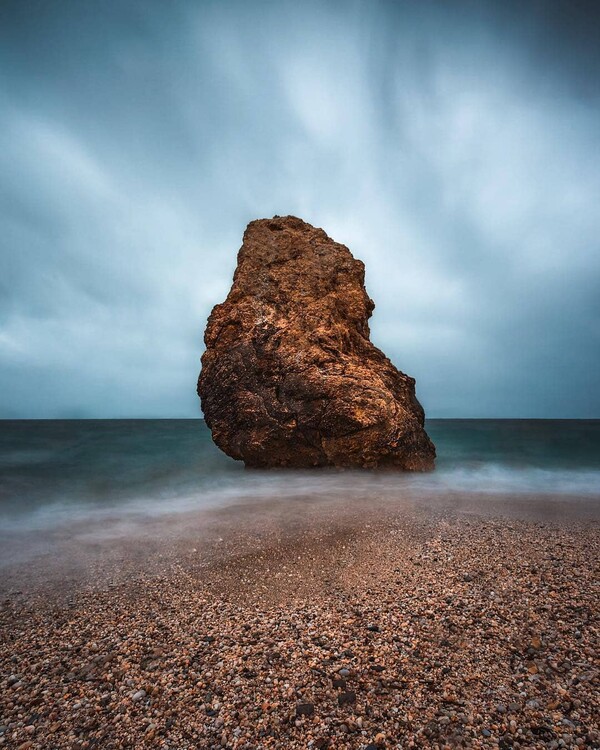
[[1, 497, 599, 750]]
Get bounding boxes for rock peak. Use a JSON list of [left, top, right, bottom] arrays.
[[198, 217, 435, 470]]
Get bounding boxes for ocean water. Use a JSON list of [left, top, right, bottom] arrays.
[[0, 419, 598, 537]]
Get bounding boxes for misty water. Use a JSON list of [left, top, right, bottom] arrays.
[[1, 420, 599, 537]]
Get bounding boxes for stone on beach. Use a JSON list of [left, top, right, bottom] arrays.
[[198, 216, 435, 470], [338, 690, 357, 706], [295, 702, 315, 717], [1, 507, 598, 749]]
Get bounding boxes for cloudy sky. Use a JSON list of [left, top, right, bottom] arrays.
[[1, 0, 598, 418]]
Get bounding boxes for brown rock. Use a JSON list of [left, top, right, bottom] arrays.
[[296, 702, 315, 716], [198, 216, 435, 470], [338, 690, 357, 706]]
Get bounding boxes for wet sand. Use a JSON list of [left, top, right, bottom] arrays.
[[1, 493, 599, 749]]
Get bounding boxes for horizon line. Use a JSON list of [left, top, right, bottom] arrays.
[[1, 417, 599, 422]]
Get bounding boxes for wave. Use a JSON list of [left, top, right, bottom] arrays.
[[2, 462, 598, 534]]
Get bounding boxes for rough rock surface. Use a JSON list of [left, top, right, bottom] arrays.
[[197, 216, 435, 469]]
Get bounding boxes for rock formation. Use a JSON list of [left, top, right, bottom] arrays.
[[198, 216, 436, 470]]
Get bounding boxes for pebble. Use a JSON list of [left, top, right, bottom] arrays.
[[296, 703, 315, 717], [0, 511, 597, 750]]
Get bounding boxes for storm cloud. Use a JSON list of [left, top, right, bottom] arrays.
[[1, 0, 599, 418]]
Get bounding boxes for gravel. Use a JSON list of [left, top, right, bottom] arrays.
[[0, 505, 598, 749]]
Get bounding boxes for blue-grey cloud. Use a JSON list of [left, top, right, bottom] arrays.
[[0, 0, 599, 418]]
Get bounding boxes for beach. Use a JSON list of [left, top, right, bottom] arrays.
[[3, 0, 599, 747], [1, 493, 599, 750]]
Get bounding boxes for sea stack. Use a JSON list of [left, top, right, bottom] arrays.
[[198, 216, 436, 470]]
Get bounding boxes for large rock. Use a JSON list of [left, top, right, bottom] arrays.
[[198, 216, 435, 470]]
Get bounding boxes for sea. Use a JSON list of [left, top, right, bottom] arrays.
[[1, 419, 598, 534]]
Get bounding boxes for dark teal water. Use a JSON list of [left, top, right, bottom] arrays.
[[0, 420, 598, 533]]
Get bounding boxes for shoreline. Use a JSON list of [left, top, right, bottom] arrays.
[[1, 489, 599, 596], [1, 495, 599, 748]]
